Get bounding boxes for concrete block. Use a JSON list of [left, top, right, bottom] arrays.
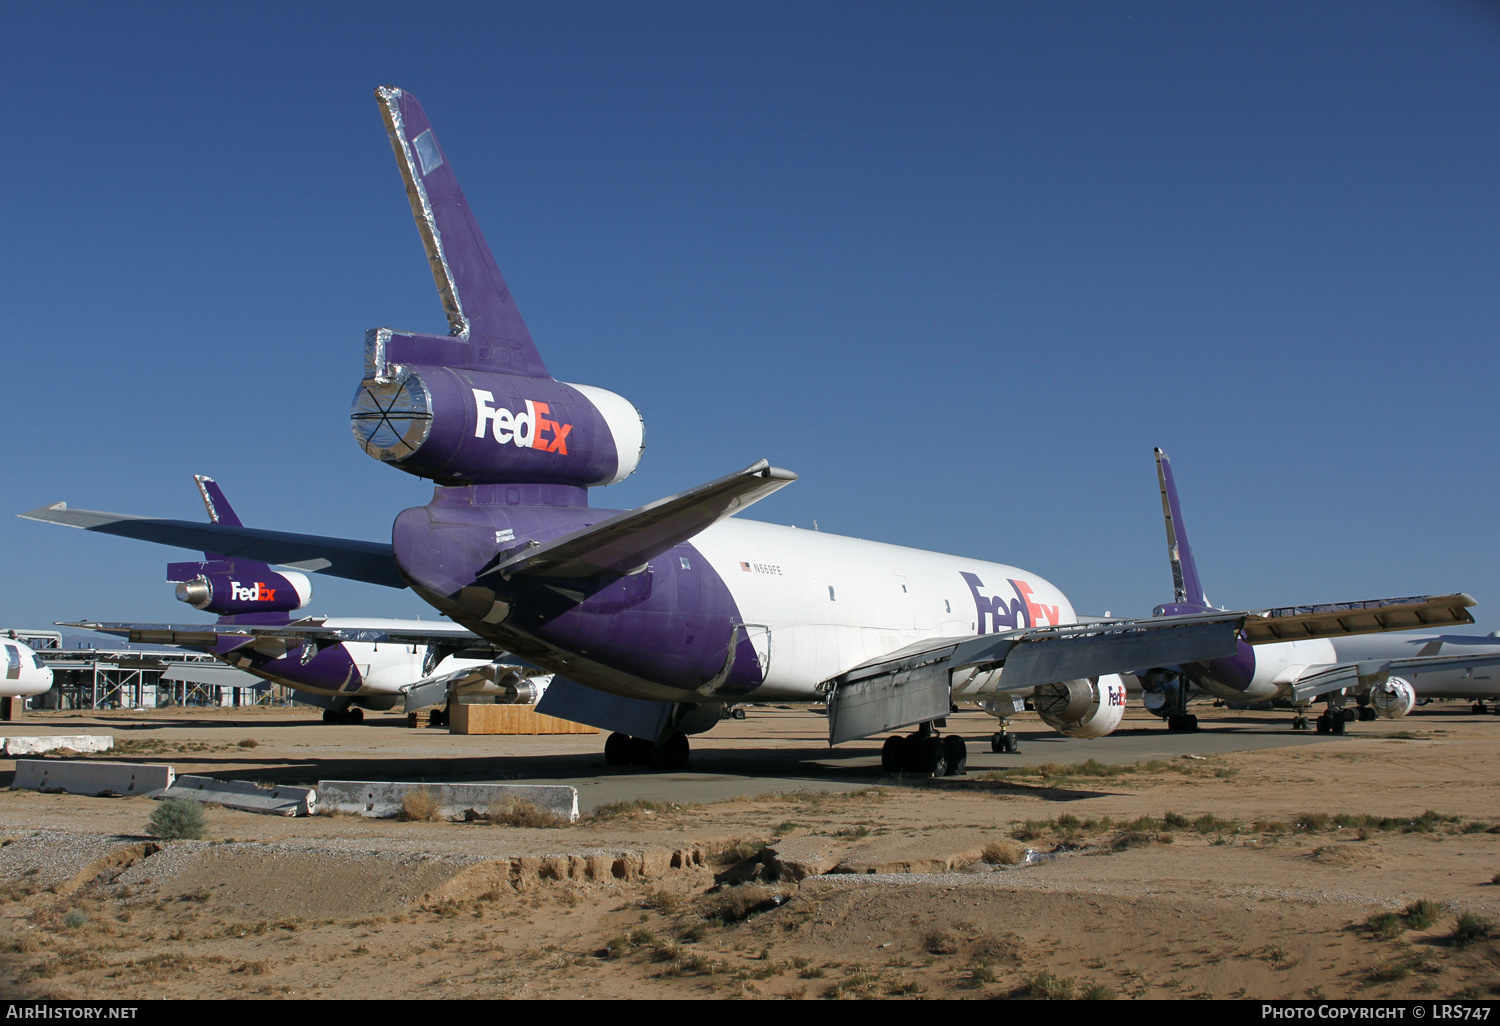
[[13, 759, 172, 797], [1, 735, 114, 757], [317, 779, 579, 822], [449, 703, 598, 735], [155, 775, 315, 817]]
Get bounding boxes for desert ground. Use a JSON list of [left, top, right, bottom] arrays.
[[0, 703, 1497, 1000]]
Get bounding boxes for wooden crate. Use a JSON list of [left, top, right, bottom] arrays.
[[449, 703, 598, 735]]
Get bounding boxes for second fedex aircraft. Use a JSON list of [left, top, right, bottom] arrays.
[[68, 476, 548, 723], [1142, 449, 1500, 733], [23, 87, 1476, 772]]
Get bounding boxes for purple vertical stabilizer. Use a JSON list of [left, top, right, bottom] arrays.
[[1154, 448, 1209, 610], [375, 85, 548, 379], [355, 88, 645, 490]]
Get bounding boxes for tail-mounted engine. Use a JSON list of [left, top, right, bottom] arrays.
[[1369, 676, 1417, 719], [351, 331, 644, 488], [1033, 674, 1128, 738], [167, 561, 313, 616]]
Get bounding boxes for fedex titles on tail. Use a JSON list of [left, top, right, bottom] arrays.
[[961, 572, 1060, 633], [473, 391, 572, 454], [231, 581, 276, 603]]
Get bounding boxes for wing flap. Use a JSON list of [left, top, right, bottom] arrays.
[[21, 504, 406, 588], [494, 459, 796, 578]]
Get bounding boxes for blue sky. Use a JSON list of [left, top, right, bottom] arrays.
[[3, 1, 1499, 634]]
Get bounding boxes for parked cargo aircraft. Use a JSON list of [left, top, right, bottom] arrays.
[[20, 87, 1479, 772], [65, 476, 549, 723], [1140, 449, 1500, 733]]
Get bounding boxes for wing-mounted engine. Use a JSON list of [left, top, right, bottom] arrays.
[[167, 561, 312, 616], [1033, 675, 1128, 738], [1369, 676, 1417, 719]]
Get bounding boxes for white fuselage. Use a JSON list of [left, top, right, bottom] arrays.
[[692, 518, 1077, 700], [0, 638, 54, 699]]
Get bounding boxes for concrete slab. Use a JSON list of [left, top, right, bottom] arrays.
[[1, 735, 113, 757], [12, 759, 172, 796], [317, 779, 579, 823], [154, 775, 315, 817]]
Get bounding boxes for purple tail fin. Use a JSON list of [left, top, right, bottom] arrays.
[[173, 476, 295, 627], [1154, 448, 1210, 609], [375, 85, 550, 379]]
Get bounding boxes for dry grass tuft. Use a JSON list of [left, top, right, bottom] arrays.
[[981, 840, 1026, 865], [399, 789, 443, 822], [486, 798, 563, 828]]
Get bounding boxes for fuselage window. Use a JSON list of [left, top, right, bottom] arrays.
[[944, 600, 951, 613], [828, 586, 836, 601], [679, 557, 691, 570]]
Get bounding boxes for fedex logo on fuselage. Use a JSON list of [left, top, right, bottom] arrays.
[[472, 391, 572, 454], [960, 572, 1060, 633], [230, 581, 276, 603]]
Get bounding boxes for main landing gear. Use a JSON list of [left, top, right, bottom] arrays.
[[604, 731, 691, 771], [880, 723, 967, 777], [322, 705, 364, 724]]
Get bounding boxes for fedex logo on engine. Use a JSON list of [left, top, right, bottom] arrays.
[[960, 572, 1060, 633], [230, 581, 277, 603], [473, 391, 572, 454]]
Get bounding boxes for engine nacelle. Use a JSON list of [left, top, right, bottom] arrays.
[[168, 562, 313, 615], [1033, 674, 1127, 739], [352, 354, 643, 487], [1369, 676, 1417, 719]]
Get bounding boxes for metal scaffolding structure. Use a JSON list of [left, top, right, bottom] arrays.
[[25, 643, 285, 710]]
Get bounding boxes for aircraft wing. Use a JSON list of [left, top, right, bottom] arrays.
[[19, 504, 406, 589], [1288, 652, 1500, 704], [824, 612, 1247, 745], [822, 594, 1479, 744], [62, 620, 493, 650], [492, 459, 797, 578]]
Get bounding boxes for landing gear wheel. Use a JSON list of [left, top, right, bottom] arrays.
[[1358, 707, 1377, 722], [1291, 715, 1308, 731], [652, 732, 690, 771], [604, 732, 630, 766], [1474, 703, 1488, 715], [1003, 733, 1019, 753], [430, 706, 448, 727], [1167, 714, 1199, 731], [1341, 708, 1356, 723], [912, 736, 948, 778], [731, 708, 747, 720], [1331, 715, 1346, 735], [347, 707, 364, 724], [990, 732, 1006, 754], [628, 737, 654, 768], [882, 735, 907, 773], [942, 735, 967, 776], [322, 708, 336, 724]]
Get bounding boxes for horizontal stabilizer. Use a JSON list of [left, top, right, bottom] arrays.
[[20, 504, 406, 589], [157, 663, 266, 689], [62, 620, 489, 649], [1242, 594, 1475, 643], [493, 459, 797, 578]]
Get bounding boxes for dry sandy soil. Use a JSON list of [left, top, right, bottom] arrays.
[[0, 705, 1497, 1000]]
